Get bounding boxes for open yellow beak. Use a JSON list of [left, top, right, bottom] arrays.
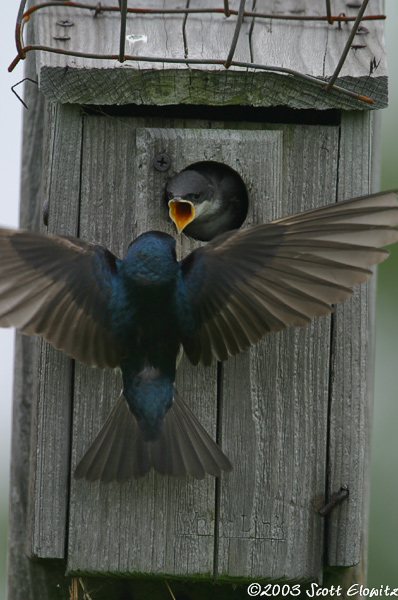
[[168, 199, 195, 235]]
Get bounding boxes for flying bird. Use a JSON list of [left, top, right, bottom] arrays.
[[1, 190, 397, 482], [166, 162, 248, 241]]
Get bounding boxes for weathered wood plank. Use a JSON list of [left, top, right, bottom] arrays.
[[28, 104, 83, 560], [19, 105, 379, 583], [325, 111, 375, 568], [251, 0, 386, 80], [7, 0, 384, 591], [68, 124, 249, 576], [34, 0, 185, 74], [25, 109, 376, 579], [66, 125, 284, 576], [217, 124, 340, 580], [30, 0, 387, 108], [7, 37, 71, 597], [185, 0, 252, 67]]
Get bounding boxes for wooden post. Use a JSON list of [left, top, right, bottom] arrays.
[[7, 1, 387, 598]]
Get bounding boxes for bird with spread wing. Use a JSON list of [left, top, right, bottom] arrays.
[[1, 190, 397, 482]]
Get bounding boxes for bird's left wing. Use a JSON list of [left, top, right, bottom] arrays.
[[181, 190, 398, 366], [0, 228, 127, 368]]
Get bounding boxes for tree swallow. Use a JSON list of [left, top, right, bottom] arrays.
[[1, 190, 397, 482], [166, 162, 248, 241]]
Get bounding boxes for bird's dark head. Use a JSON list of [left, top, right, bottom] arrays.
[[166, 170, 215, 235], [122, 231, 178, 286]]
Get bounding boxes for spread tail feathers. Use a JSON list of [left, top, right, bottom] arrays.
[[74, 392, 232, 482]]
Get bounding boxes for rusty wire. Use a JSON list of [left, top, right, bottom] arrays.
[[325, 0, 371, 91], [11, 1, 387, 25], [11, 77, 38, 109], [223, 0, 230, 18], [325, 0, 333, 25], [225, 0, 246, 69], [118, 0, 127, 62], [9, 0, 386, 106]]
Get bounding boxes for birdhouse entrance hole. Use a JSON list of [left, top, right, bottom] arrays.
[[165, 161, 249, 241]]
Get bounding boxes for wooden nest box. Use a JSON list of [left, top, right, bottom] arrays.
[[8, 1, 389, 598]]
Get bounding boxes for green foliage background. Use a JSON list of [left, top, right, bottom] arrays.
[[367, 0, 398, 585]]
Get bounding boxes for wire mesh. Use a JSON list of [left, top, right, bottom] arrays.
[[9, 0, 386, 105]]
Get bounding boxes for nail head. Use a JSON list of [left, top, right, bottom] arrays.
[[56, 19, 74, 27]]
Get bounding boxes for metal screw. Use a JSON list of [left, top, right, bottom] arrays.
[[153, 153, 171, 172], [56, 19, 74, 27]]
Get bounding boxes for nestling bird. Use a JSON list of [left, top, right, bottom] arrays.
[[1, 190, 398, 482], [166, 162, 248, 241]]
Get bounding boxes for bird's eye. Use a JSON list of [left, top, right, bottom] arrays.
[[192, 193, 200, 200]]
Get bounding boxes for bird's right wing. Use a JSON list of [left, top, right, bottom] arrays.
[[181, 190, 398, 366], [0, 228, 127, 368]]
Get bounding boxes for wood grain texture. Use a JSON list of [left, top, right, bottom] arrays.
[[22, 112, 378, 581], [66, 125, 285, 577], [30, 0, 387, 109], [11, 95, 380, 587], [325, 111, 375, 568], [63, 122, 362, 581], [184, 0, 252, 67], [28, 104, 83, 560], [217, 124, 340, 581], [7, 38, 71, 598]]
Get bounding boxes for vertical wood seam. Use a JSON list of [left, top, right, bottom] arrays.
[[64, 360, 76, 560], [323, 312, 336, 567], [213, 361, 224, 580], [323, 121, 343, 567], [64, 108, 85, 561], [334, 118, 343, 205], [76, 109, 85, 238]]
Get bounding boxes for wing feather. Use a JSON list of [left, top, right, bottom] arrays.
[[0, 228, 127, 368], [182, 190, 398, 365], [75, 392, 231, 481]]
